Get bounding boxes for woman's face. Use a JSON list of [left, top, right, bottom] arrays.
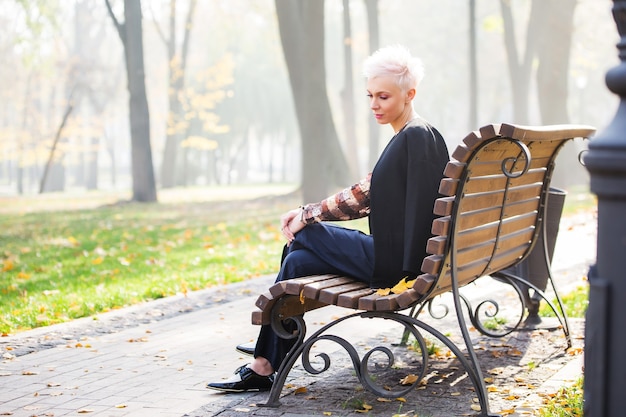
[[366, 75, 414, 132]]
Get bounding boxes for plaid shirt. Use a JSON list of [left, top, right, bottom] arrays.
[[301, 172, 372, 224]]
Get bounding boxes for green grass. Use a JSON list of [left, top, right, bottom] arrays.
[[0, 186, 594, 335], [0, 189, 300, 334], [540, 284, 589, 318], [561, 185, 596, 216], [537, 377, 583, 417]]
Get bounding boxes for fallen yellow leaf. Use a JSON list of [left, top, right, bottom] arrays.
[[355, 403, 373, 413], [294, 386, 308, 395], [2, 259, 14, 272], [498, 408, 516, 416], [390, 278, 409, 294], [567, 347, 583, 356], [399, 374, 419, 385], [22, 370, 39, 375]]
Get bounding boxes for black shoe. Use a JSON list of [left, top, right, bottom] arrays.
[[206, 365, 274, 392], [236, 342, 255, 356]]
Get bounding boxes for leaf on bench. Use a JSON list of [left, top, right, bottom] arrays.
[[375, 277, 417, 296]]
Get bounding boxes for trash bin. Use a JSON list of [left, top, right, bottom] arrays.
[[505, 187, 567, 325]]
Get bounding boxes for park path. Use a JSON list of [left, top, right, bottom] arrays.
[[0, 210, 595, 417]]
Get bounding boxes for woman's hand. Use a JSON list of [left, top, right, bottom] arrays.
[[280, 208, 306, 244]]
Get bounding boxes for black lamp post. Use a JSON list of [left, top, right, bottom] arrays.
[[583, 1, 626, 416]]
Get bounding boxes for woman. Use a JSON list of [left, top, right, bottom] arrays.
[[207, 44, 449, 392]]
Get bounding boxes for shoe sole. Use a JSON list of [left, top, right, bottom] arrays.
[[206, 385, 271, 393], [235, 347, 254, 356]]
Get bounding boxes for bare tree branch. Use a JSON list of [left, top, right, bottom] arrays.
[[104, 0, 124, 41], [39, 89, 77, 194], [147, 0, 168, 45], [180, 0, 197, 72]]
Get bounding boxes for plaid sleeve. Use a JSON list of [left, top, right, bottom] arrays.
[[301, 173, 372, 223]]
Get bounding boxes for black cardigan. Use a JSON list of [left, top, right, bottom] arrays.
[[368, 118, 449, 288]]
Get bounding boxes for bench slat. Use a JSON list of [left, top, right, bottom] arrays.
[[358, 292, 384, 311], [318, 281, 370, 305], [431, 244, 531, 295], [275, 296, 329, 321], [454, 227, 535, 266], [499, 123, 595, 141], [426, 235, 447, 255], [337, 287, 375, 309], [458, 198, 540, 232], [251, 308, 266, 325], [302, 277, 357, 299], [432, 216, 451, 236], [440, 168, 547, 197], [282, 274, 341, 296], [453, 212, 537, 250], [458, 184, 543, 213], [453, 138, 524, 163], [255, 291, 275, 310]]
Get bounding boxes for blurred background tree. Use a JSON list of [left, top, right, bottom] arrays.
[[0, 0, 616, 203]]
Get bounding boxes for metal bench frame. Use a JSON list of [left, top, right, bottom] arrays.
[[252, 123, 596, 416]]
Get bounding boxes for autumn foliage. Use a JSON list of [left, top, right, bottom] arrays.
[[0, 198, 295, 334]]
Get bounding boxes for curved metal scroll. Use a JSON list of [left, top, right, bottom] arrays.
[[421, 284, 526, 338], [458, 285, 525, 338], [260, 311, 500, 416], [492, 270, 572, 349], [500, 139, 531, 178]]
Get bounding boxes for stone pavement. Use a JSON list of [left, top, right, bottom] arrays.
[[0, 211, 595, 417]]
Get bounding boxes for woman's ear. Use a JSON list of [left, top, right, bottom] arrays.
[[406, 88, 416, 102]]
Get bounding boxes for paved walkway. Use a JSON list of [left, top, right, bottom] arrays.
[[0, 211, 595, 417]]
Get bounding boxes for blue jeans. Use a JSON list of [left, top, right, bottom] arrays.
[[254, 223, 374, 370]]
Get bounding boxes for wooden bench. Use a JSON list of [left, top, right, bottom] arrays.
[[252, 123, 596, 416]]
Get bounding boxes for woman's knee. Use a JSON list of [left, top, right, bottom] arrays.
[[276, 248, 332, 282]]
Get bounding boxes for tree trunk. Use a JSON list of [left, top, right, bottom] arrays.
[[106, 0, 157, 202], [499, 0, 541, 124], [535, 0, 583, 188], [85, 137, 99, 190], [364, 0, 380, 169], [341, 0, 358, 178], [125, 0, 157, 201], [468, 0, 478, 129], [536, 0, 575, 124], [159, 0, 197, 188], [275, 0, 351, 203]]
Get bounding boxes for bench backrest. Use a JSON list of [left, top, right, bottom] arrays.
[[378, 123, 595, 311], [251, 123, 596, 325]]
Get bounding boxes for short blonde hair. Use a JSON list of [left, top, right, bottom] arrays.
[[362, 44, 424, 91]]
